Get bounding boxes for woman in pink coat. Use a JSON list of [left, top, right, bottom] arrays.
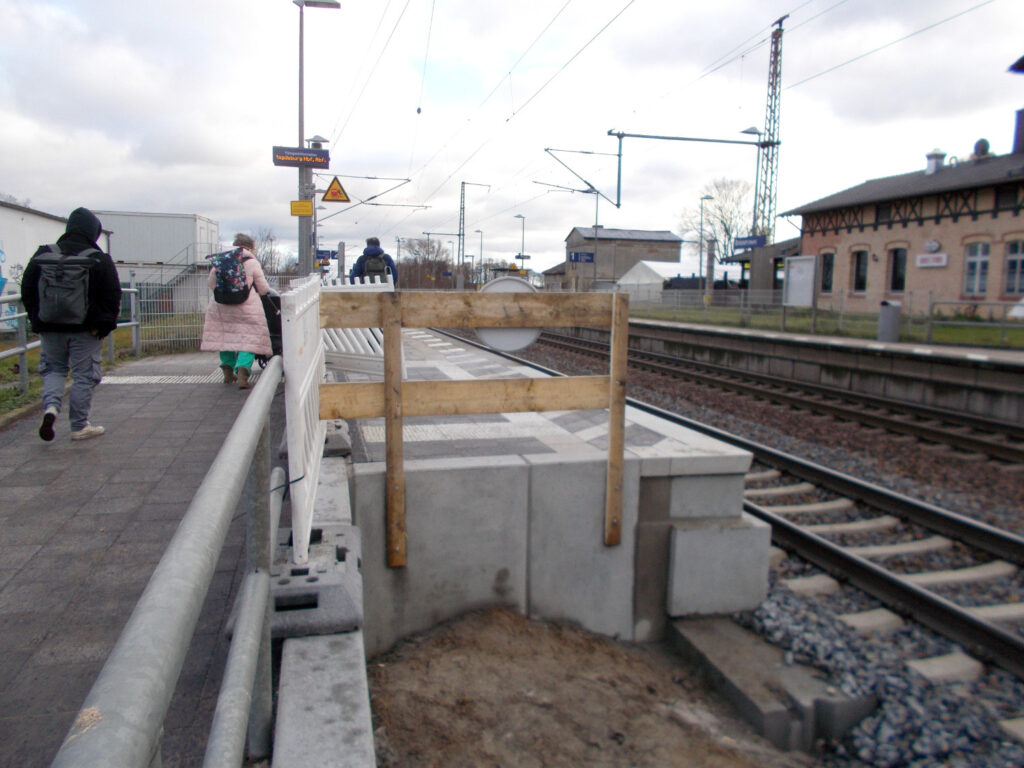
[[200, 233, 272, 389]]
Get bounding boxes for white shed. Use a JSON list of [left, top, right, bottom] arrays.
[[615, 260, 683, 302]]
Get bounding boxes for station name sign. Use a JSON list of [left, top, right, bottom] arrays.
[[569, 251, 594, 263], [272, 146, 330, 168], [733, 235, 766, 250]]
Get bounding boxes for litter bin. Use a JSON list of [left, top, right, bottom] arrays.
[[877, 300, 901, 342]]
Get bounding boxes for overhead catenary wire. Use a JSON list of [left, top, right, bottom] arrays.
[[329, 0, 413, 148], [786, 0, 998, 90]]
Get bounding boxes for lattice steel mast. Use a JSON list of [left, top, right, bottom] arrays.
[[753, 16, 786, 244]]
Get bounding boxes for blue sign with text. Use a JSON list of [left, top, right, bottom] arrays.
[[734, 235, 766, 250], [569, 251, 595, 263]]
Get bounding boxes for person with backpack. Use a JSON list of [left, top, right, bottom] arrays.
[[22, 207, 122, 442], [200, 233, 272, 389], [348, 236, 398, 286]]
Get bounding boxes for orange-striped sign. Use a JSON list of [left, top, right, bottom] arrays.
[[323, 177, 350, 203]]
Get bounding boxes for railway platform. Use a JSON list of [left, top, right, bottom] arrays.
[[0, 352, 285, 768], [0, 327, 781, 766]]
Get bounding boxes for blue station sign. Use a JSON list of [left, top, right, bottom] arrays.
[[569, 251, 595, 263], [733, 235, 766, 250]]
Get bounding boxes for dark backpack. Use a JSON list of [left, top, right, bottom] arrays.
[[211, 249, 251, 304], [364, 252, 388, 281], [35, 245, 100, 325]]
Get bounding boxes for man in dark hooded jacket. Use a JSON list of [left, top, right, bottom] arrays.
[[348, 236, 398, 285], [22, 207, 122, 441]]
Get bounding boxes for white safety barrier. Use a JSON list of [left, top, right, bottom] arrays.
[[280, 272, 395, 563]]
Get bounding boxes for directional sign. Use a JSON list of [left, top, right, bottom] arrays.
[[734, 235, 766, 250], [272, 146, 330, 168], [569, 251, 595, 263], [322, 176, 350, 203]]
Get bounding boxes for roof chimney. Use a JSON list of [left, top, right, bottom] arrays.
[[1015, 108, 1024, 154], [925, 148, 946, 175]]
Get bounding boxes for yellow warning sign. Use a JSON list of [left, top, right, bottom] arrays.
[[290, 200, 314, 217], [322, 177, 350, 203]]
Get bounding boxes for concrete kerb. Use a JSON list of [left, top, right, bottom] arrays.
[[670, 617, 876, 752]]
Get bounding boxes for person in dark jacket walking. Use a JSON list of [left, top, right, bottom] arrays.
[[348, 236, 398, 285], [22, 207, 122, 441]]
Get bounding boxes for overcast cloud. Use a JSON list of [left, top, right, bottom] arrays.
[[1, 0, 1020, 277]]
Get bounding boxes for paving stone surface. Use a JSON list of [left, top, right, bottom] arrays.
[[0, 352, 285, 768]]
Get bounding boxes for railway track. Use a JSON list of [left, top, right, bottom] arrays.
[[537, 331, 1024, 467], [437, 328, 1024, 759]]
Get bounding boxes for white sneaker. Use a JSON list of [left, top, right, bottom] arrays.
[[70, 424, 105, 441]]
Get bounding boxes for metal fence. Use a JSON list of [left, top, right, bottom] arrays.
[[626, 288, 1024, 346], [50, 357, 285, 768]]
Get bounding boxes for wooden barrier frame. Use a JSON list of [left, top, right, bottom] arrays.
[[319, 290, 629, 568]]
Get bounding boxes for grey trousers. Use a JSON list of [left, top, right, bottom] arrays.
[[39, 332, 104, 432]]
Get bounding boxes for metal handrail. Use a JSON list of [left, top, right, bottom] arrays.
[[50, 355, 284, 768]]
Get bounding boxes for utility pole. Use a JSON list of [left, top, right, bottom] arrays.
[[753, 16, 786, 244], [457, 181, 489, 268]]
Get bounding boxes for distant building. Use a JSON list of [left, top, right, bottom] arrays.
[[781, 110, 1024, 314], [564, 226, 682, 291], [722, 237, 801, 294], [542, 262, 567, 291], [0, 202, 115, 329], [615, 260, 685, 302]]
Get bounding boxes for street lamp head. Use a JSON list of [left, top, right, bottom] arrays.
[[294, 0, 341, 8], [514, 214, 525, 220], [701, 194, 714, 201], [741, 126, 761, 136]]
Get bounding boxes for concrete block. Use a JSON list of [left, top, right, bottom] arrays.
[[525, 453, 639, 641], [353, 456, 530, 658], [633, 520, 672, 642], [671, 618, 876, 753], [273, 632, 376, 768], [315, 455, 353, 525], [668, 473, 746, 519], [638, 473, 747, 521], [667, 513, 770, 616]]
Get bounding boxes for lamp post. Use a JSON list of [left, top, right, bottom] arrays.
[[700, 194, 713, 292], [514, 214, 525, 270], [294, 0, 340, 277], [473, 229, 483, 284], [741, 126, 763, 236]]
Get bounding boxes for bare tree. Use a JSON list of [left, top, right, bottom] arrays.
[[251, 227, 289, 275], [678, 178, 753, 264], [396, 238, 455, 289]]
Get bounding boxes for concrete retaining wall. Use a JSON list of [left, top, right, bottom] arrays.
[[575, 322, 1024, 425], [351, 439, 764, 658]]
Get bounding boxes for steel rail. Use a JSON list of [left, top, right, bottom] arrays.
[[538, 331, 1024, 463], [624, 397, 1024, 567], [746, 499, 1024, 681]]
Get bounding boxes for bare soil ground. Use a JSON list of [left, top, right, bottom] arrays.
[[368, 608, 812, 768]]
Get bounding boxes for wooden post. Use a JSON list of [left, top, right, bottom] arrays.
[[604, 292, 628, 546], [382, 293, 407, 567]]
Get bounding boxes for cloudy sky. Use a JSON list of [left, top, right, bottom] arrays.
[[1, 0, 1020, 277]]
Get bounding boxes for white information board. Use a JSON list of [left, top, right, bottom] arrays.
[[783, 255, 816, 308]]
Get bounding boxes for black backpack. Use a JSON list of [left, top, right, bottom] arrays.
[[34, 245, 100, 325], [364, 252, 388, 281]]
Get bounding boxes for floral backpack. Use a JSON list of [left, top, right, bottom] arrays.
[[211, 248, 251, 305]]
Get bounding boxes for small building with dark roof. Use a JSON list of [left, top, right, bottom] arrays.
[[563, 226, 682, 291], [780, 110, 1024, 315]]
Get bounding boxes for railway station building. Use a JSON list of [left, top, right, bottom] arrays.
[[778, 109, 1024, 317], [563, 226, 682, 291]]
